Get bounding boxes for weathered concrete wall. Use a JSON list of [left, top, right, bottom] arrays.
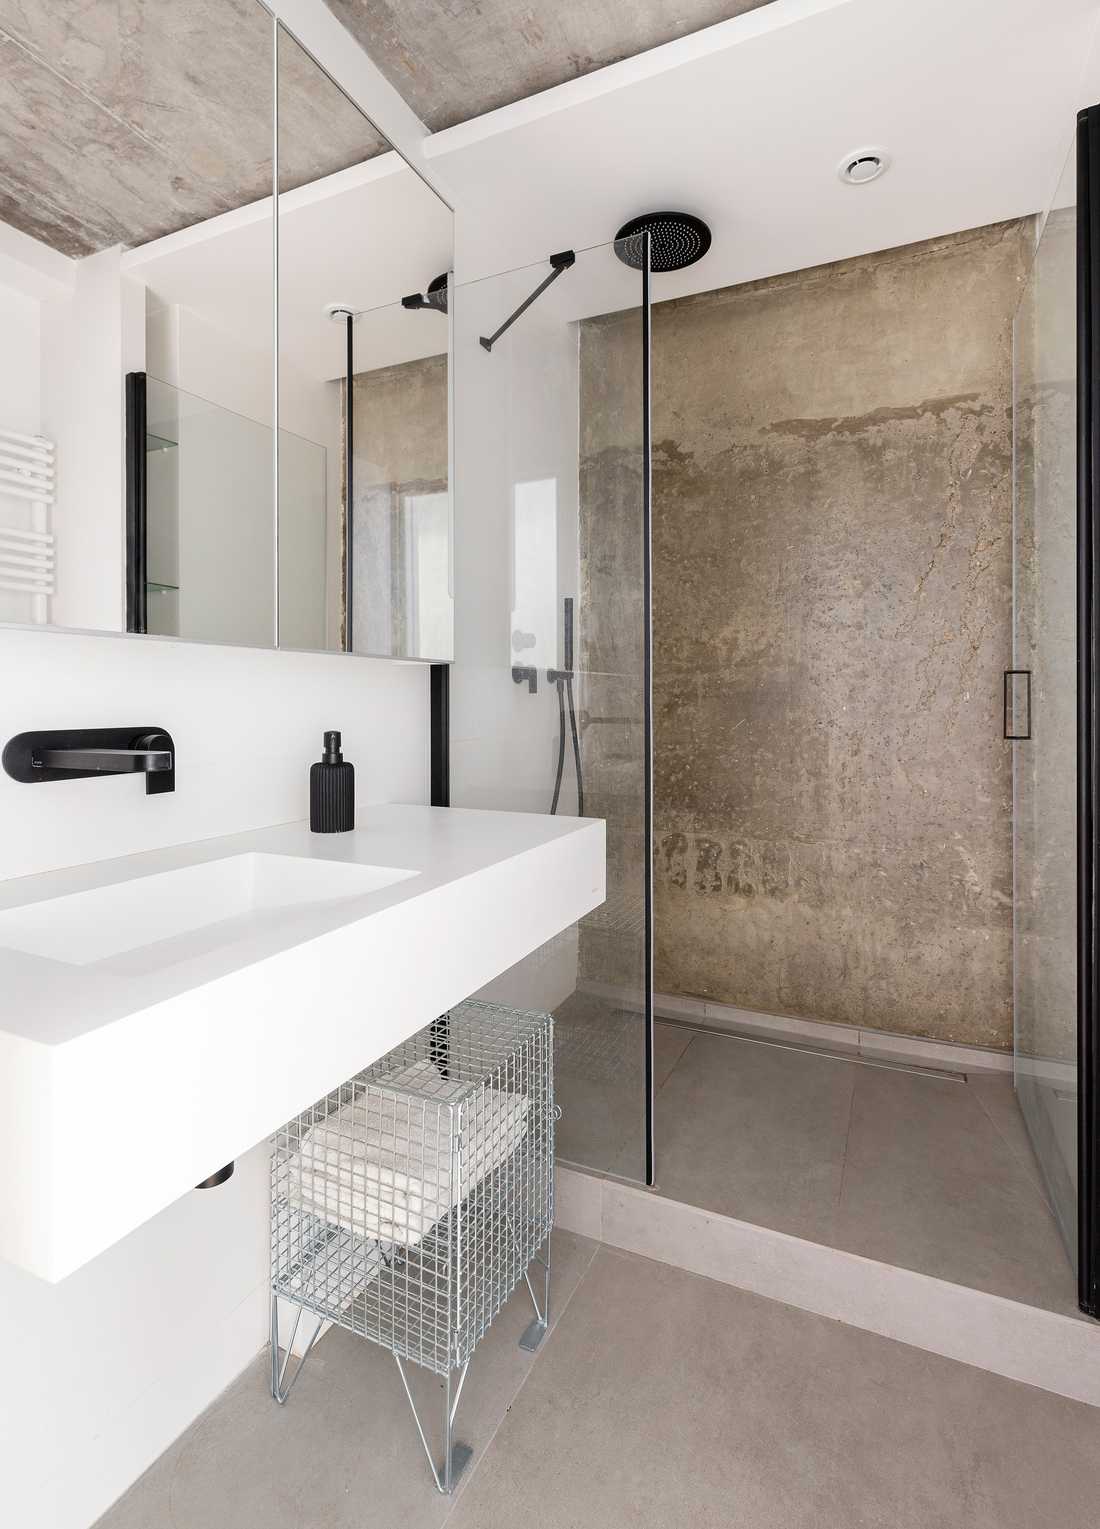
[[581, 220, 1031, 1048]]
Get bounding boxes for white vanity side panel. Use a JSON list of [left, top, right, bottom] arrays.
[[0, 624, 428, 1527], [0, 1033, 53, 1276]]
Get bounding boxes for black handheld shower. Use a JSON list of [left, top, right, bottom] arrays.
[[548, 597, 583, 817]]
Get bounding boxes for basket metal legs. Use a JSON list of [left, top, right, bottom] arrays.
[[270, 1293, 326, 1405], [270, 1238, 552, 1492], [272, 1291, 473, 1495], [519, 1235, 551, 1352], [394, 1354, 473, 1494]]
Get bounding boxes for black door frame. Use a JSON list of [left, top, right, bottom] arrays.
[[1077, 103, 1100, 1317]]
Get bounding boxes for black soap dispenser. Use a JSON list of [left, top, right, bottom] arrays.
[[310, 730, 355, 833]]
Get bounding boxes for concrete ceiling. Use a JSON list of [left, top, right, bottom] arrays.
[[324, 0, 778, 130], [0, 0, 387, 260]]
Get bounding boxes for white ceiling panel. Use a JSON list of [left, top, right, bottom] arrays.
[[428, 0, 1100, 299]]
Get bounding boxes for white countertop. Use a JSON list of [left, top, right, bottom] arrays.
[[0, 804, 605, 1280]]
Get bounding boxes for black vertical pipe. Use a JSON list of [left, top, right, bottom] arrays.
[[124, 372, 148, 635], [641, 230, 655, 1188], [1077, 104, 1100, 1318], [345, 313, 354, 652], [430, 663, 450, 806], [429, 661, 451, 1072]]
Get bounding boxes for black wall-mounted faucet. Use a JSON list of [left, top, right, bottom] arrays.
[[511, 665, 538, 694], [2, 728, 176, 795]]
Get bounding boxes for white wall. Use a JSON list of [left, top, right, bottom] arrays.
[[279, 426, 330, 651], [178, 399, 274, 647], [39, 249, 141, 633], [0, 278, 40, 434], [450, 277, 581, 816], [449, 270, 584, 1012], [147, 296, 340, 650], [278, 351, 341, 653], [0, 625, 428, 1527]]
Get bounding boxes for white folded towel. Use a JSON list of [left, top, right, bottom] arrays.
[[284, 1058, 529, 1248]]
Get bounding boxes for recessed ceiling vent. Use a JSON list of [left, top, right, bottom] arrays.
[[838, 149, 890, 185], [614, 211, 712, 271]]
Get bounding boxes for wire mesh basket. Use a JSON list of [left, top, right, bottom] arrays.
[[270, 999, 554, 1491]]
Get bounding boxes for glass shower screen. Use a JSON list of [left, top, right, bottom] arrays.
[[448, 239, 654, 1182], [1012, 142, 1080, 1286]]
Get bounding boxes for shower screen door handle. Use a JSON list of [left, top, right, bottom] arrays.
[[1004, 669, 1032, 740]]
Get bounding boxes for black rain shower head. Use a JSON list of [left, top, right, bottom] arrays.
[[614, 211, 712, 272], [401, 272, 449, 314]]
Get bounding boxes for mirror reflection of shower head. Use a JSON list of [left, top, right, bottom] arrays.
[[613, 211, 712, 272], [401, 272, 449, 314]]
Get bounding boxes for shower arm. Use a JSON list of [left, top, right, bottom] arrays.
[[479, 250, 575, 352]]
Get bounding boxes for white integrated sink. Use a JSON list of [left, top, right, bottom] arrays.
[[0, 806, 605, 1281], [0, 852, 416, 966]]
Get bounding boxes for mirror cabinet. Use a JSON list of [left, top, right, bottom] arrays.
[[0, 1, 453, 661]]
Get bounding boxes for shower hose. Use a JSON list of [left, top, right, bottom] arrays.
[[550, 672, 583, 817]]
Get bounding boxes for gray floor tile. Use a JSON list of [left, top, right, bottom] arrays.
[[554, 1005, 693, 1179], [95, 1229, 597, 1529], [832, 1065, 1078, 1313], [448, 1247, 1100, 1529], [968, 1070, 1052, 1202], [649, 1027, 1077, 1313], [653, 1032, 857, 1240], [654, 1021, 696, 1088], [554, 991, 647, 1179]]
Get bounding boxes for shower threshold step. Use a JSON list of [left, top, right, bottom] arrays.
[[553, 1164, 1100, 1410]]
